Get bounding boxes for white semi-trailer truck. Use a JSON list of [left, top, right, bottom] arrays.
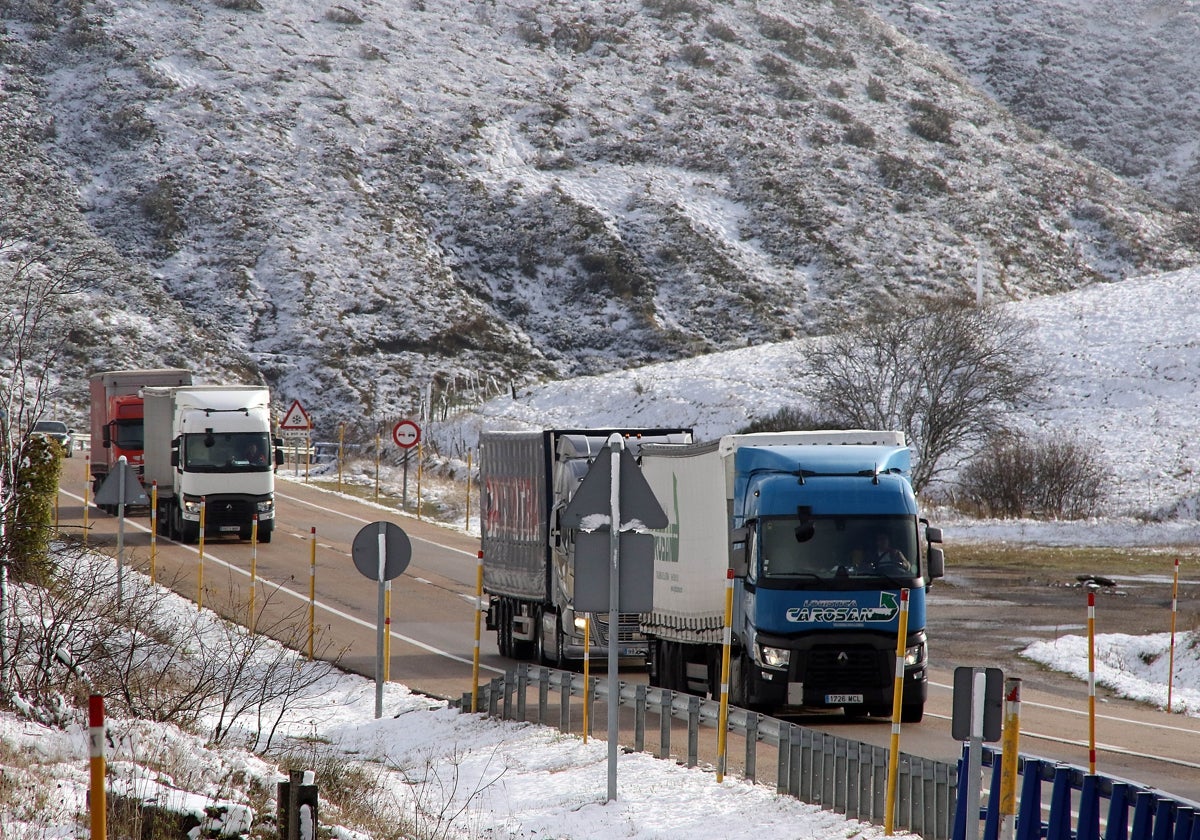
[[143, 385, 281, 543]]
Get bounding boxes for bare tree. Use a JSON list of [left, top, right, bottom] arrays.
[[805, 296, 1044, 493], [1, 227, 97, 690]]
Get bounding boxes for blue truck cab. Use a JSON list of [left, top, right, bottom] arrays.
[[733, 442, 943, 721], [640, 430, 944, 722]]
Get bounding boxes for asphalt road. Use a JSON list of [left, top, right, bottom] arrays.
[[55, 457, 1200, 803]]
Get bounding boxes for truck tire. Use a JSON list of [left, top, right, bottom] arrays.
[[496, 599, 512, 658], [259, 524, 273, 544], [901, 702, 924, 724], [175, 507, 198, 545]]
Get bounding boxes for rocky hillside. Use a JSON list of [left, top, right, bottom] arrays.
[[2, 0, 1196, 436]]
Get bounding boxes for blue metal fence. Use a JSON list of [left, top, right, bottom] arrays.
[[954, 747, 1200, 840]]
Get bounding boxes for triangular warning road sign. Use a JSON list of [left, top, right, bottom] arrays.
[[280, 399, 311, 430]]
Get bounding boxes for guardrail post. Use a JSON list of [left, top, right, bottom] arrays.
[[984, 756, 1004, 840], [833, 737, 849, 814], [587, 676, 598, 738], [658, 690, 672, 760], [789, 725, 803, 799], [744, 713, 758, 784], [1131, 792, 1155, 840], [954, 745, 971, 840], [1106, 783, 1132, 840], [516, 664, 528, 722], [1047, 766, 1073, 840], [1078, 776, 1102, 840], [1015, 758, 1044, 840], [777, 722, 792, 796], [872, 744, 888, 826], [687, 695, 701, 768], [558, 672, 570, 733], [1153, 799, 1174, 840], [502, 672, 514, 721], [634, 684, 647, 753], [538, 668, 549, 725], [1172, 807, 1194, 840]]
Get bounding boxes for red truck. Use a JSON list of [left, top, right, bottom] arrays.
[[88, 369, 192, 502]]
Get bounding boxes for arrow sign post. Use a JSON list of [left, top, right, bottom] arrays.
[[94, 456, 149, 606], [561, 433, 667, 803], [352, 521, 412, 718]]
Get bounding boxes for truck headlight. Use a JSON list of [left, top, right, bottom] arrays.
[[904, 642, 926, 667], [573, 616, 588, 632], [757, 644, 790, 669], [183, 498, 202, 514], [256, 498, 274, 513]]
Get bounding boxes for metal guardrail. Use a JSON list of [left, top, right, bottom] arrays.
[[459, 666, 1200, 840], [457, 664, 957, 839]]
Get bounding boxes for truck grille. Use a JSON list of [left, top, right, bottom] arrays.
[[592, 614, 642, 645], [804, 646, 887, 688], [205, 499, 254, 527]]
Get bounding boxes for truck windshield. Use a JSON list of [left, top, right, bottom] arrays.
[[112, 419, 144, 450], [183, 432, 272, 472], [758, 515, 920, 581]]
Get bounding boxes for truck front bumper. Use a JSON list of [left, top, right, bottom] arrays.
[[747, 630, 928, 710]]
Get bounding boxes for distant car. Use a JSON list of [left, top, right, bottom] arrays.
[[31, 420, 74, 457]]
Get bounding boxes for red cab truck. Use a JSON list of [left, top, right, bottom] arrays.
[[88, 369, 192, 498]]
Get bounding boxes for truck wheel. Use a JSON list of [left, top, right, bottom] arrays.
[[496, 600, 512, 658], [901, 702, 925, 724], [176, 508, 198, 544], [259, 525, 273, 544]]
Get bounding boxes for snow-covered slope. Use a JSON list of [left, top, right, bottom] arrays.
[[2, 0, 1197, 433], [437, 266, 1200, 519]]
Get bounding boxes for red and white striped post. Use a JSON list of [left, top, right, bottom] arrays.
[[1088, 590, 1097, 774], [88, 694, 106, 839]]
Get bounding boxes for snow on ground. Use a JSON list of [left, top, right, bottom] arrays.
[[1, 532, 1195, 838]]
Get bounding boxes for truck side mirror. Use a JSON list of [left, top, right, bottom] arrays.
[[925, 525, 943, 544], [729, 526, 749, 577], [274, 447, 284, 468], [927, 546, 945, 579], [101, 424, 112, 448]]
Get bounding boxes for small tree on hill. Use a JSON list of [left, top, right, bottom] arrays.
[[804, 296, 1043, 494]]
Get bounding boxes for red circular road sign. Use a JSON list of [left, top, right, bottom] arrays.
[[392, 419, 421, 449]]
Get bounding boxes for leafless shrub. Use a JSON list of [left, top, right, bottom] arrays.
[[909, 98, 954, 144], [957, 433, 1108, 519], [325, 6, 364, 24], [4, 550, 342, 750], [757, 53, 790, 77], [643, 0, 712, 20], [679, 44, 714, 67], [705, 20, 739, 43], [843, 123, 876, 149], [866, 75, 888, 102]]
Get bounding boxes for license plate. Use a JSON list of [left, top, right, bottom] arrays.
[[826, 694, 864, 704], [219, 525, 241, 532]]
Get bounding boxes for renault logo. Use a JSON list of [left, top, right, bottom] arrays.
[[837, 651, 849, 663]]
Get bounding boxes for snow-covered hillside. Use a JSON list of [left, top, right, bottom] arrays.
[[2, 0, 1198, 435], [869, 0, 1200, 209], [436, 266, 1200, 520]]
